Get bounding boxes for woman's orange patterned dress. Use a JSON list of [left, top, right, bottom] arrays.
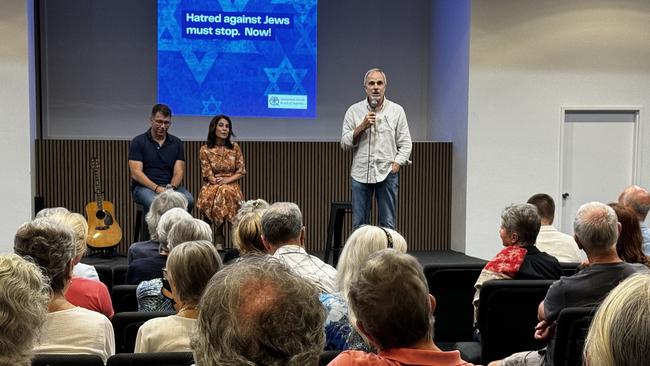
[[196, 143, 246, 225]]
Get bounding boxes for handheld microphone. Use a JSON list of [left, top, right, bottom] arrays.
[[369, 96, 379, 111]]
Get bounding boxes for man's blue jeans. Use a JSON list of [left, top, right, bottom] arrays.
[[132, 185, 195, 217], [351, 172, 399, 230]]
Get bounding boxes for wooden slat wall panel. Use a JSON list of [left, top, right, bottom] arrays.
[[36, 140, 452, 254]]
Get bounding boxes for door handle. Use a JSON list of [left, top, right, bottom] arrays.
[[562, 192, 570, 199]]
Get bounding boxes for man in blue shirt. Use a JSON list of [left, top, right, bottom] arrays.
[[128, 104, 194, 217]]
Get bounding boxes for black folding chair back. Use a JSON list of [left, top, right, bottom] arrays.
[[107, 352, 193, 366], [111, 311, 175, 353], [32, 354, 104, 366]]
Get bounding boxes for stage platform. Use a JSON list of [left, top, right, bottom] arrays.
[[81, 249, 486, 268]]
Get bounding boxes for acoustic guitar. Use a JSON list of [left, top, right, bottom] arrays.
[[86, 158, 122, 248]]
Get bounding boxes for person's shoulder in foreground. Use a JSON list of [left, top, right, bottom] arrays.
[[329, 349, 474, 366]]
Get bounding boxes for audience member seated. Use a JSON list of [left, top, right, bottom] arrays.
[[261, 202, 337, 294], [0, 254, 49, 366], [608, 203, 650, 268], [44, 211, 115, 319], [36, 207, 99, 280], [474, 203, 562, 323], [584, 273, 650, 366], [322, 225, 407, 351], [619, 185, 650, 254], [127, 207, 192, 285], [489, 202, 650, 366], [527, 193, 582, 262], [14, 218, 115, 363], [329, 250, 474, 366], [226, 198, 269, 263], [137, 217, 212, 312], [134, 240, 222, 353], [191, 255, 325, 366], [127, 190, 189, 264]]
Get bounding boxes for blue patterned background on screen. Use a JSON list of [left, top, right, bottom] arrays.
[[158, 0, 317, 118]]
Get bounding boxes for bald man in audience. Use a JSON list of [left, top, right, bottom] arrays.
[[329, 249, 474, 366], [619, 185, 650, 254], [490, 202, 650, 366], [527, 193, 582, 262]]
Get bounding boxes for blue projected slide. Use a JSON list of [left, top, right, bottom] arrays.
[[157, 0, 317, 118]]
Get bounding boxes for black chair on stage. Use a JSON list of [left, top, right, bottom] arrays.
[[455, 279, 554, 364], [323, 201, 352, 266], [423, 262, 485, 347], [32, 354, 104, 366], [133, 203, 150, 242], [552, 306, 596, 366], [111, 284, 139, 313], [111, 311, 175, 353], [107, 352, 193, 366]]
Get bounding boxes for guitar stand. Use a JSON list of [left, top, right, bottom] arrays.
[[87, 246, 118, 259]]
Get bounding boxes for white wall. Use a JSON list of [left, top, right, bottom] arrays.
[[429, 0, 471, 252], [0, 0, 34, 254], [467, 0, 650, 259]]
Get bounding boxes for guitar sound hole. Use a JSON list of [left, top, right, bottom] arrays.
[[96, 210, 106, 220]]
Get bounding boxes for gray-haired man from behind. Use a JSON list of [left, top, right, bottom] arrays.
[[261, 202, 338, 294]]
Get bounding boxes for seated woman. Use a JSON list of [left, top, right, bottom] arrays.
[[473, 203, 563, 325], [584, 273, 650, 365], [14, 218, 115, 363], [36, 207, 99, 280], [128, 189, 189, 264], [137, 218, 213, 312], [0, 254, 49, 366], [321, 225, 407, 351], [135, 240, 222, 352], [46, 211, 114, 319], [608, 203, 650, 267], [127, 207, 192, 285], [225, 199, 269, 263], [196, 115, 246, 249]]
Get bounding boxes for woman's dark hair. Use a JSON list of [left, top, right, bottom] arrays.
[[609, 203, 649, 267], [207, 115, 235, 149]]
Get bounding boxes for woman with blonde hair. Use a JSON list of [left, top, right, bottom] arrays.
[[0, 254, 49, 366], [321, 225, 407, 351], [584, 273, 650, 366], [135, 240, 222, 352]]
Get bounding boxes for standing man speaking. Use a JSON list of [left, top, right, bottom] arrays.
[[341, 68, 412, 230]]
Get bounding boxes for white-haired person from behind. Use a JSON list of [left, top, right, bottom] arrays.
[[584, 273, 650, 366], [137, 217, 212, 312], [127, 207, 192, 285], [0, 254, 49, 366], [135, 240, 222, 353], [14, 218, 115, 363], [191, 255, 325, 366], [128, 189, 189, 264], [321, 225, 407, 351]]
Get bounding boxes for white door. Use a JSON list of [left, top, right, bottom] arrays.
[[559, 109, 639, 235]]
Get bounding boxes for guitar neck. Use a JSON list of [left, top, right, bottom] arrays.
[[92, 159, 104, 210]]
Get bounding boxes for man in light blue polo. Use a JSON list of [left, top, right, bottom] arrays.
[[341, 68, 412, 230]]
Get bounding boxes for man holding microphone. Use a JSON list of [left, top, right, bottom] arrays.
[[341, 68, 412, 230]]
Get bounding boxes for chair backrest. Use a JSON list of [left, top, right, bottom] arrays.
[[111, 284, 139, 313], [560, 262, 581, 277], [95, 264, 114, 291], [424, 262, 485, 343], [552, 306, 596, 366], [113, 265, 129, 286], [107, 352, 193, 366], [111, 311, 175, 353], [478, 279, 554, 364], [32, 354, 105, 366]]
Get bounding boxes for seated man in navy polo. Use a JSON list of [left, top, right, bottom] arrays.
[[128, 103, 194, 216]]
